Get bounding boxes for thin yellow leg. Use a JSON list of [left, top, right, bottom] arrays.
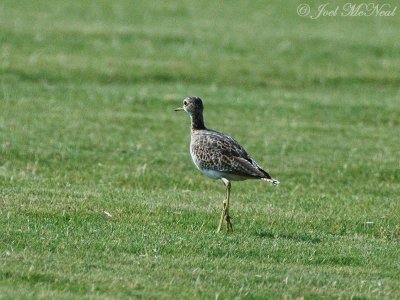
[[216, 178, 232, 233], [224, 180, 233, 232], [216, 199, 227, 233]]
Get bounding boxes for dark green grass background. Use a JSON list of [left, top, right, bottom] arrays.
[[1, 0, 399, 299]]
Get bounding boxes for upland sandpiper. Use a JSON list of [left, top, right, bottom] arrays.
[[175, 96, 279, 232]]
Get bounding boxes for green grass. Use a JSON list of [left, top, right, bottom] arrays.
[[1, 0, 400, 298]]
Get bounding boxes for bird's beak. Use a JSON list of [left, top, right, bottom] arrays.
[[174, 107, 184, 111]]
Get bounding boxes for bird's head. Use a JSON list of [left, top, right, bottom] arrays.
[[175, 96, 204, 115]]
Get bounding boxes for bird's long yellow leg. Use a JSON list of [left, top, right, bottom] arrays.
[[216, 200, 227, 233], [216, 178, 232, 233], [224, 180, 233, 232]]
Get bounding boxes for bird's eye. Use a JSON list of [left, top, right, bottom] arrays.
[[183, 100, 188, 106]]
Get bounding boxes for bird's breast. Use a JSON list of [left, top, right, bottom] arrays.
[[189, 141, 201, 171]]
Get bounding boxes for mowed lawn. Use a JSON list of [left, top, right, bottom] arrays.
[[1, 0, 400, 299]]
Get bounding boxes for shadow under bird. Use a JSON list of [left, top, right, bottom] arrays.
[[175, 96, 279, 232]]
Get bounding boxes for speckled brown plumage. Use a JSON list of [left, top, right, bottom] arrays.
[[175, 96, 279, 232], [190, 129, 274, 180]]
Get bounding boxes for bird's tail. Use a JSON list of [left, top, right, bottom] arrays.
[[261, 177, 280, 185], [258, 167, 280, 185]]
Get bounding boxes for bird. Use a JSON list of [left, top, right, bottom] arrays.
[[175, 96, 279, 232]]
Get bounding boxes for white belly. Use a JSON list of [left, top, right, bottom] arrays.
[[200, 169, 224, 179], [200, 168, 249, 181]]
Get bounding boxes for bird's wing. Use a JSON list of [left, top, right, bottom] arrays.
[[193, 130, 272, 179], [230, 156, 268, 178]]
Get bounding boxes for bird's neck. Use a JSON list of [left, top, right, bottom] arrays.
[[190, 112, 206, 130]]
